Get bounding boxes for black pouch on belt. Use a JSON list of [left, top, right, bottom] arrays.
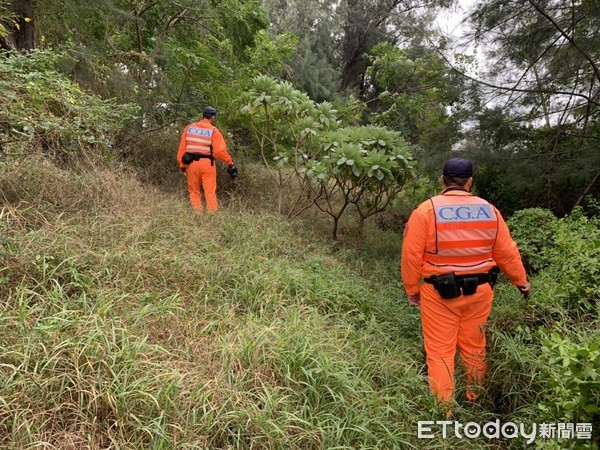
[[432, 272, 462, 299], [461, 276, 479, 295]]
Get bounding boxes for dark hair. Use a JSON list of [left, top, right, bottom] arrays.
[[442, 176, 470, 187], [203, 113, 215, 119]]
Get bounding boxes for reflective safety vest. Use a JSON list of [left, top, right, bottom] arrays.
[[184, 124, 214, 160], [423, 194, 499, 273]]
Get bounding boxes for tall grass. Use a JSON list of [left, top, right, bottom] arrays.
[[1, 157, 597, 448]]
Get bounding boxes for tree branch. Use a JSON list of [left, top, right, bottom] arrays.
[[528, 0, 600, 84], [397, 9, 600, 109], [573, 170, 599, 209], [445, 55, 600, 108]]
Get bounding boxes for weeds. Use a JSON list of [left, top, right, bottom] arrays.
[[1, 157, 598, 448]]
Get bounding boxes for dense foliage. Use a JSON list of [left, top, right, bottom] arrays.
[[509, 207, 599, 314], [506, 207, 599, 432], [0, 50, 137, 157], [0, 0, 598, 448], [242, 75, 414, 238]]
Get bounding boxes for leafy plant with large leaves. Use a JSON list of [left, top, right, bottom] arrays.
[[306, 125, 414, 241], [242, 76, 414, 240], [0, 1, 13, 41], [241, 75, 339, 217]]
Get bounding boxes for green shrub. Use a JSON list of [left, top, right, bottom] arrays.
[[508, 207, 599, 312], [507, 208, 558, 271], [539, 331, 600, 423], [546, 208, 600, 311], [0, 49, 138, 158]]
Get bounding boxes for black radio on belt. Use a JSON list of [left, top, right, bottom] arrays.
[[182, 150, 214, 166], [430, 273, 462, 299], [425, 269, 496, 300]]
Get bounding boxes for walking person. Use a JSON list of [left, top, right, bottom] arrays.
[[401, 158, 530, 410], [177, 107, 238, 213]]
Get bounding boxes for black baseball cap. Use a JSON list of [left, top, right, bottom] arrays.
[[203, 106, 217, 116], [443, 158, 473, 178]]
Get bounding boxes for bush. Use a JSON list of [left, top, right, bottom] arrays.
[[507, 208, 558, 271], [539, 331, 600, 424], [545, 208, 600, 311], [492, 207, 599, 437], [0, 49, 138, 159], [508, 207, 599, 313]]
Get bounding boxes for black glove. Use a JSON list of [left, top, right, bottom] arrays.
[[227, 163, 238, 179]]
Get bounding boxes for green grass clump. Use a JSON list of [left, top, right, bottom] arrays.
[[1, 158, 598, 448]]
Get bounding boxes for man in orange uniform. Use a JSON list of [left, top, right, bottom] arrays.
[[177, 107, 238, 213], [401, 158, 530, 408]]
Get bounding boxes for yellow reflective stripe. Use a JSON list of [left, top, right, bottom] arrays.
[[436, 247, 494, 257], [426, 260, 494, 272], [437, 229, 497, 242], [186, 136, 211, 144]]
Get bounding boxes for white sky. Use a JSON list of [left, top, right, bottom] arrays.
[[434, 0, 481, 77], [435, 1, 474, 37]]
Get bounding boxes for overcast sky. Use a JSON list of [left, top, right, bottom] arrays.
[[435, 1, 474, 37], [434, 0, 481, 76]]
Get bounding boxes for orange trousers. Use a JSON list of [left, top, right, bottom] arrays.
[[186, 161, 218, 213], [420, 282, 493, 403]]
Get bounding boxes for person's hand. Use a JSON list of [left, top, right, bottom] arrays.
[[180, 168, 187, 176], [227, 163, 238, 179], [408, 293, 420, 307], [518, 282, 531, 298]]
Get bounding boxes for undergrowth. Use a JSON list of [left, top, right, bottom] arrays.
[[0, 157, 598, 449]]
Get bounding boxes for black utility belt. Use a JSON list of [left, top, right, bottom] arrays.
[[182, 151, 214, 165], [424, 268, 499, 300]]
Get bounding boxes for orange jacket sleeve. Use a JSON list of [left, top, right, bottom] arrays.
[[401, 202, 431, 296], [177, 126, 189, 169], [492, 207, 528, 286], [211, 128, 234, 166]]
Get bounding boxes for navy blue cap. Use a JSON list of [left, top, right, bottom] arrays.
[[203, 106, 217, 116], [443, 158, 473, 178]]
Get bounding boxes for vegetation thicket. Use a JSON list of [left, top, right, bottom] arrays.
[[0, 0, 598, 448]]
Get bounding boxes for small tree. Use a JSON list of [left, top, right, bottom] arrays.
[[306, 126, 414, 242], [241, 75, 338, 217], [352, 129, 413, 244]]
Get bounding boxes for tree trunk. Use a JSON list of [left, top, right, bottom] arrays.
[[0, 34, 15, 51], [332, 216, 339, 241], [13, 0, 35, 51], [356, 215, 366, 250], [574, 170, 599, 209], [278, 190, 283, 215]]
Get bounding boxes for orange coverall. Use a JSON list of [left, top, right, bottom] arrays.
[[401, 189, 528, 404], [177, 119, 233, 213]]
